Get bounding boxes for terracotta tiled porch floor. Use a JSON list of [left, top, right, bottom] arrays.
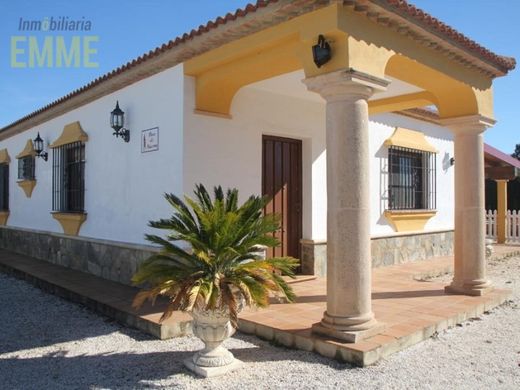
[[238, 247, 518, 366], [0, 245, 518, 366]]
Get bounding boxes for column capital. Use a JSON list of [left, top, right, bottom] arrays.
[[440, 114, 496, 135], [303, 68, 390, 102]]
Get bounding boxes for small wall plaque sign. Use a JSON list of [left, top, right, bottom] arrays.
[[141, 127, 159, 153]]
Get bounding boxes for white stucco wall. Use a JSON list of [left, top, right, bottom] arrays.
[[184, 78, 455, 241], [0, 68, 454, 247], [183, 76, 327, 240], [0, 64, 184, 244], [369, 113, 455, 236]]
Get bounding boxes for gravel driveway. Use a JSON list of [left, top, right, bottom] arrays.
[[1, 255, 519, 390]]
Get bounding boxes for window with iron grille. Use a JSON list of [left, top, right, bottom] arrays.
[[388, 146, 436, 211], [0, 163, 9, 211], [52, 142, 85, 213], [17, 156, 35, 180]]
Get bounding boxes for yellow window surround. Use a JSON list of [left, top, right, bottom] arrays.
[[52, 212, 87, 236], [17, 180, 36, 198], [16, 139, 36, 159], [383, 127, 438, 153], [383, 127, 438, 232], [49, 121, 88, 236], [0, 211, 9, 226], [384, 210, 437, 233], [50, 121, 88, 148], [16, 140, 37, 198], [0, 150, 10, 225], [0, 149, 11, 164]]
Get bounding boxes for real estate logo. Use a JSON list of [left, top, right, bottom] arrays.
[[11, 16, 99, 68]]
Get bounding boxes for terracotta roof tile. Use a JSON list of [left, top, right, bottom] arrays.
[[381, 0, 515, 73]]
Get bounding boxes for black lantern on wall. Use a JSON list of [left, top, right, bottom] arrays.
[[33, 132, 48, 161], [312, 34, 331, 68], [110, 101, 130, 143]]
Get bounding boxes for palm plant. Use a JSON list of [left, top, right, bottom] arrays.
[[132, 184, 299, 327]]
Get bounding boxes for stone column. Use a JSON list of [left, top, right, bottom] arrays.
[[442, 115, 495, 296], [303, 69, 389, 342], [496, 180, 508, 244]]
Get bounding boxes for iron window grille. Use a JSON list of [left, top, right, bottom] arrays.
[[388, 146, 436, 211], [18, 156, 35, 180], [52, 142, 85, 213], [0, 163, 9, 211]]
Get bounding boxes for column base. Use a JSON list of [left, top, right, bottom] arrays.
[[445, 281, 493, 296], [312, 320, 385, 343]]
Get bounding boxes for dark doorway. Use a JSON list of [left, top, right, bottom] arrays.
[[262, 135, 302, 263]]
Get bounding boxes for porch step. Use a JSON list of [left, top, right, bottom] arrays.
[[287, 274, 317, 284], [0, 250, 192, 339], [0, 250, 316, 340]]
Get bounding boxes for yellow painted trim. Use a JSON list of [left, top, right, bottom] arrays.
[[52, 212, 87, 236], [368, 91, 436, 115], [17, 180, 36, 198], [384, 210, 436, 232], [0, 211, 9, 226], [384, 127, 438, 153], [496, 180, 508, 244], [183, 2, 495, 118], [50, 121, 88, 148], [184, 4, 351, 115], [0, 149, 11, 164], [193, 109, 232, 120], [16, 140, 36, 159]]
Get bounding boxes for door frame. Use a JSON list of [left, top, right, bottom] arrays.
[[261, 134, 303, 264]]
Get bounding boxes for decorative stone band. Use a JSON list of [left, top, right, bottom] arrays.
[[0, 225, 158, 285], [301, 230, 454, 277]]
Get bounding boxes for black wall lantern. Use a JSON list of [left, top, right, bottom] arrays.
[[33, 132, 48, 161], [110, 101, 130, 143], [312, 34, 331, 68]]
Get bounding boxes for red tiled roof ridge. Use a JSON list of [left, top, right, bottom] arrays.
[[0, 0, 282, 133], [376, 0, 515, 73], [0, 0, 515, 134]]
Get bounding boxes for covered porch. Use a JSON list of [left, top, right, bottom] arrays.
[[239, 249, 513, 366], [184, 1, 513, 345]]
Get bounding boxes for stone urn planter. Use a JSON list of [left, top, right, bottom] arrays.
[[131, 185, 299, 378], [184, 306, 243, 377]]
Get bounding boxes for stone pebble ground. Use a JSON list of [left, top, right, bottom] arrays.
[[0, 256, 519, 390]]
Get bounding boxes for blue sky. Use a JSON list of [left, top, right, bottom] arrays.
[[0, 1, 517, 153]]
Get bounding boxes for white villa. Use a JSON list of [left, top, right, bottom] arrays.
[[0, 0, 515, 344]]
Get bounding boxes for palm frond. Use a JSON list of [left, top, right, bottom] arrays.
[[132, 184, 299, 327]]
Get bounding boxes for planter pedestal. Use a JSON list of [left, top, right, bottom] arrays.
[[184, 357, 243, 378], [184, 306, 243, 378]]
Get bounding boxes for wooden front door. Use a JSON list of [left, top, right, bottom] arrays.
[[262, 135, 302, 262]]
